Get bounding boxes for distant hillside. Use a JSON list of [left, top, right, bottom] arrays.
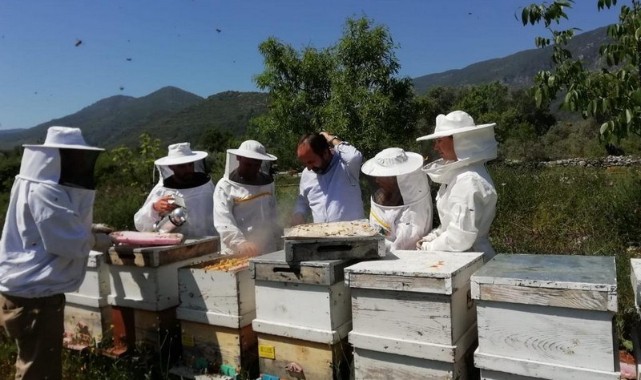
[[412, 26, 610, 93], [0, 86, 204, 150], [0, 25, 612, 151]]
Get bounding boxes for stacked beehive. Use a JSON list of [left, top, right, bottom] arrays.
[[344, 250, 484, 379], [472, 254, 619, 380], [250, 250, 355, 380], [105, 236, 219, 359], [63, 250, 112, 350], [173, 254, 258, 378], [630, 258, 641, 379]]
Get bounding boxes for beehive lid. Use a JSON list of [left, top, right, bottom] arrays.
[[471, 254, 617, 312], [344, 250, 484, 295], [107, 236, 219, 267], [250, 250, 353, 285]]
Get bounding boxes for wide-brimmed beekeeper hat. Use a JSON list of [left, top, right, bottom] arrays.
[[154, 142, 208, 166], [23, 126, 104, 151], [361, 147, 424, 177], [227, 140, 277, 161], [417, 110, 496, 141]]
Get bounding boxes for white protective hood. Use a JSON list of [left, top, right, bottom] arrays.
[[369, 169, 433, 251]]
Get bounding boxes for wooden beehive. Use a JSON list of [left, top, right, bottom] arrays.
[[344, 250, 484, 379], [66, 250, 110, 307], [107, 237, 219, 311], [630, 258, 641, 380], [250, 250, 353, 344], [178, 321, 258, 378], [472, 253, 619, 380], [176, 254, 255, 328], [256, 332, 352, 380]]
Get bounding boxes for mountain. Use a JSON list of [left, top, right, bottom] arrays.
[[412, 26, 610, 93], [0, 26, 610, 151]]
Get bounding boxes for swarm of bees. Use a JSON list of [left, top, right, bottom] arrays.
[[203, 257, 250, 272]]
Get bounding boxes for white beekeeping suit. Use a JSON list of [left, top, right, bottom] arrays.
[[134, 143, 216, 238], [416, 110, 498, 262], [0, 126, 103, 297], [214, 140, 280, 256], [361, 148, 433, 251]]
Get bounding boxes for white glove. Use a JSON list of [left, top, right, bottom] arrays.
[[416, 233, 438, 250], [91, 223, 114, 234]]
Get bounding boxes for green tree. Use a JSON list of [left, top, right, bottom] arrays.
[[251, 17, 418, 168], [521, 0, 641, 145]]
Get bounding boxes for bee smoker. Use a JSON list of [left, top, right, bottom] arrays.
[[152, 193, 188, 233]]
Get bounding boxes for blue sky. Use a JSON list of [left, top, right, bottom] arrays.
[[0, 0, 624, 130]]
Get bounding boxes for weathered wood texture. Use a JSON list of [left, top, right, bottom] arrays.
[[475, 350, 620, 380], [250, 250, 352, 285], [66, 250, 110, 307], [177, 256, 255, 328], [346, 251, 483, 361], [471, 254, 617, 312], [353, 346, 472, 380], [63, 303, 112, 349], [108, 253, 218, 311], [472, 254, 619, 379], [180, 321, 257, 376], [284, 235, 385, 262], [107, 237, 219, 267], [257, 333, 352, 380]]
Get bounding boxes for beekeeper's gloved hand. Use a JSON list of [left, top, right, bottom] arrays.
[[416, 232, 438, 250], [91, 223, 114, 234], [92, 233, 113, 253]]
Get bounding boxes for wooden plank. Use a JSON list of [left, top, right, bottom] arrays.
[[354, 347, 468, 380], [63, 304, 112, 349], [476, 302, 617, 372], [476, 283, 612, 311], [180, 320, 257, 376], [284, 236, 384, 262], [257, 333, 352, 380], [474, 350, 620, 380], [107, 236, 219, 267], [471, 254, 617, 311], [349, 322, 477, 363]]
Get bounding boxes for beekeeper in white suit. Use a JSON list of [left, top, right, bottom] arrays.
[[416, 110, 498, 262], [361, 147, 432, 251], [134, 142, 216, 238], [214, 140, 280, 256], [0, 126, 108, 380]]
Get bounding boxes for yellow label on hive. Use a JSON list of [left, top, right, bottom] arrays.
[[258, 344, 276, 359], [182, 334, 195, 347]]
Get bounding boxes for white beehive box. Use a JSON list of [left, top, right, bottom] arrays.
[[250, 250, 353, 344], [345, 250, 484, 379], [176, 254, 255, 328], [63, 303, 112, 350], [631, 259, 641, 312], [472, 254, 619, 380], [66, 250, 110, 307]]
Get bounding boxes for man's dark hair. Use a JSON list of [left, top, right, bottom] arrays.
[[298, 132, 330, 157]]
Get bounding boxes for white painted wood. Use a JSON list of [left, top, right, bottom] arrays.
[[345, 250, 484, 295], [284, 235, 385, 262], [107, 253, 217, 311], [353, 347, 469, 380], [348, 322, 477, 363], [476, 302, 617, 372], [475, 349, 620, 380], [471, 254, 617, 312], [631, 259, 641, 311], [250, 250, 350, 285], [177, 257, 255, 328], [253, 280, 352, 344], [66, 250, 111, 307]]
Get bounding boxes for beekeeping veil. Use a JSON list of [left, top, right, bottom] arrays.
[[224, 140, 277, 184], [154, 142, 209, 183]]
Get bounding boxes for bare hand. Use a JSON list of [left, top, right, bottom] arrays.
[[153, 195, 178, 215]]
